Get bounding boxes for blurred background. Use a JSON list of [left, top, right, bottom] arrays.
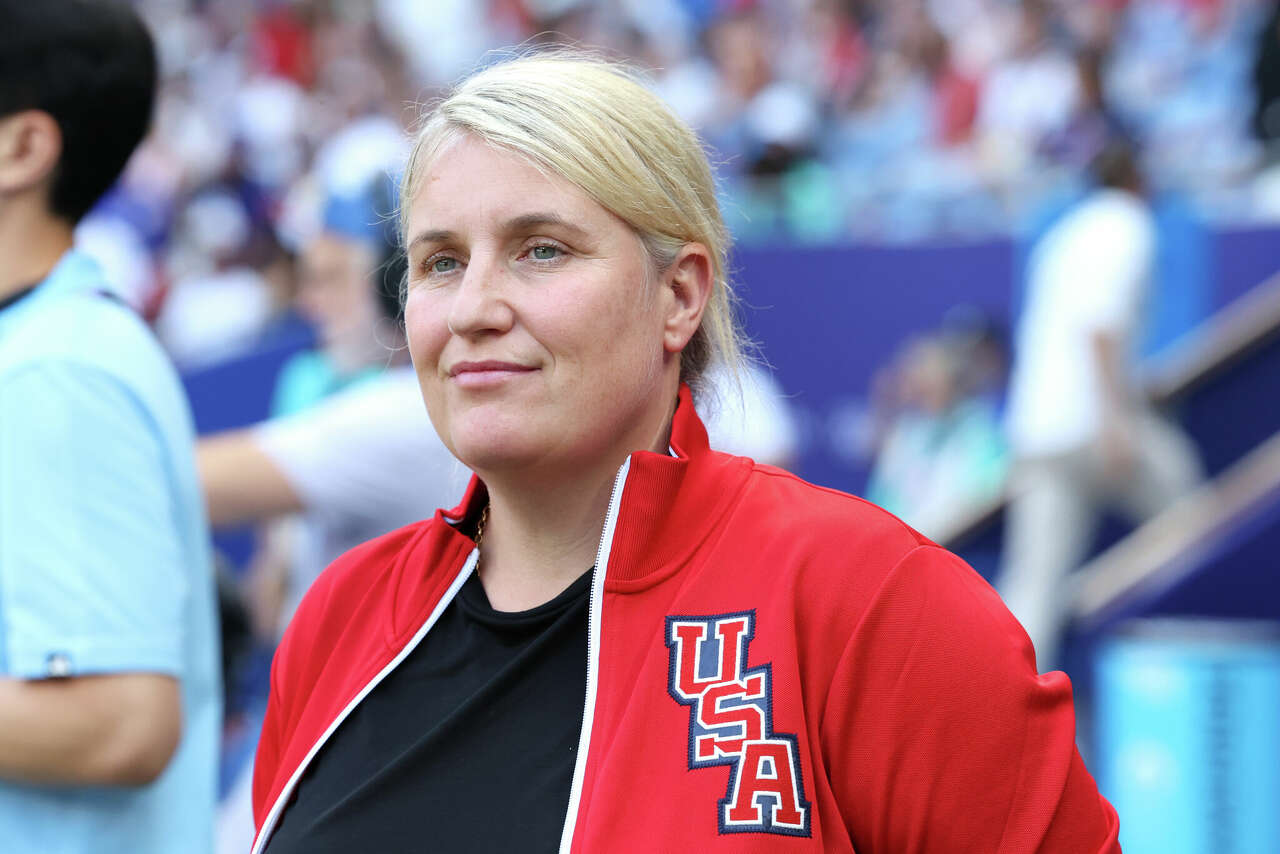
[[78, 1, 1280, 851]]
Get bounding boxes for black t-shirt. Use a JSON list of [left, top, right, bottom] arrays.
[[265, 567, 592, 854]]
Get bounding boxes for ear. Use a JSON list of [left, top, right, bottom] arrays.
[[660, 242, 713, 355], [0, 110, 62, 194]]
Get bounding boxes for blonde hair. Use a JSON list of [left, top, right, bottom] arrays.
[[400, 51, 747, 397]]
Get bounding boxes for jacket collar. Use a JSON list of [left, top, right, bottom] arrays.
[[439, 384, 752, 590]]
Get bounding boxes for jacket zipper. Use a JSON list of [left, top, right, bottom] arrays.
[[250, 551, 478, 854], [557, 457, 632, 854]]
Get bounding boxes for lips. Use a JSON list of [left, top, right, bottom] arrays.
[[447, 360, 538, 388]]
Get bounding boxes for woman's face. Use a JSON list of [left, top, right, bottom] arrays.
[[403, 134, 685, 479], [296, 233, 382, 373]]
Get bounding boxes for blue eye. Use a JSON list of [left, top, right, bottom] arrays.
[[431, 257, 458, 273], [530, 244, 560, 261]]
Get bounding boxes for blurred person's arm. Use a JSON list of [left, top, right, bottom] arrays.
[[0, 673, 179, 785], [244, 518, 300, 640], [198, 431, 304, 527], [0, 365, 196, 787], [1092, 331, 1138, 474], [247, 371, 469, 531]]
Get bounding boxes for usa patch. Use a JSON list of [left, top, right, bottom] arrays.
[[665, 610, 812, 836]]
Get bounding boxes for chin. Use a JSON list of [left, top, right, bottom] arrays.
[[444, 418, 555, 475], [452, 443, 557, 481]]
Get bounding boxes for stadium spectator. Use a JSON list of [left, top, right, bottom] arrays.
[[270, 191, 397, 414], [200, 179, 469, 853], [915, 12, 980, 148], [999, 139, 1203, 671], [236, 181, 463, 642], [0, 2, 220, 852], [866, 331, 1008, 540], [155, 184, 282, 367], [1041, 47, 1128, 172], [975, 0, 1081, 190], [197, 188, 469, 637]]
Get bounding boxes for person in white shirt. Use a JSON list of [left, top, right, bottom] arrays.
[[998, 140, 1201, 670]]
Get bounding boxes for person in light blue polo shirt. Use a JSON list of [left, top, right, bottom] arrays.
[[0, 2, 220, 851]]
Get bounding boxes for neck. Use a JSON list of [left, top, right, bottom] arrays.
[[0, 197, 74, 300], [476, 471, 617, 611], [473, 391, 677, 612]]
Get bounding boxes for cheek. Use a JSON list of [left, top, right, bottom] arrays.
[[603, 285, 666, 358], [570, 290, 667, 394], [403, 293, 448, 372]]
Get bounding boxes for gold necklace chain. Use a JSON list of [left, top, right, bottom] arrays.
[[473, 503, 490, 547]]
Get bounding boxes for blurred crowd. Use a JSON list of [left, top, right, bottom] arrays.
[[79, 0, 1280, 370]]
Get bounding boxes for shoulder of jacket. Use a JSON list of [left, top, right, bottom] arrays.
[[685, 465, 970, 664], [740, 463, 932, 546], [704, 462, 938, 604]]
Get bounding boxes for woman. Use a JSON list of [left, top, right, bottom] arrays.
[[251, 54, 1120, 853]]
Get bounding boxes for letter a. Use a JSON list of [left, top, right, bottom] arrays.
[[723, 739, 809, 833]]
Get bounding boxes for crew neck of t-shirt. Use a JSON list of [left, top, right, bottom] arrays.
[[456, 566, 594, 628]]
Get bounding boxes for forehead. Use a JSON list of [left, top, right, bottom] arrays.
[[406, 134, 613, 236]]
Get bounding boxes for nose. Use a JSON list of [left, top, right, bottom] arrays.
[[446, 252, 515, 337]]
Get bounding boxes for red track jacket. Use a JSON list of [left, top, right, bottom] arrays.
[[252, 387, 1121, 852]]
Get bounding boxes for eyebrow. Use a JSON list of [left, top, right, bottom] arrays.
[[407, 229, 456, 253], [505, 213, 590, 240], [407, 212, 591, 253]]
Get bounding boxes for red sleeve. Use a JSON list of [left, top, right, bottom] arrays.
[[820, 545, 1120, 853]]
